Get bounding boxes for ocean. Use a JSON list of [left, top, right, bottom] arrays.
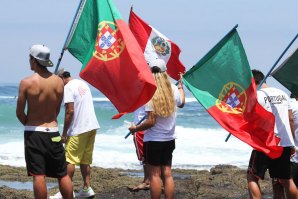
[[0, 83, 252, 170]]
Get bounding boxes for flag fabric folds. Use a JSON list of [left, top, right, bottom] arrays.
[[271, 47, 298, 97], [129, 10, 185, 81], [65, 0, 156, 117], [182, 28, 283, 159]]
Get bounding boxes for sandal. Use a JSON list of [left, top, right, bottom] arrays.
[[127, 183, 150, 192]]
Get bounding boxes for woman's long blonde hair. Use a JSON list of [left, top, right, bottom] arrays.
[[150, 72, 176, 117]]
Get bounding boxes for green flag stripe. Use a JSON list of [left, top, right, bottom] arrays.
[[183, 28, 252, 109], [67, 0, 123, 71], [272, 47, 298, 96]]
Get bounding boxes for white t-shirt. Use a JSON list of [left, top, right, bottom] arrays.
[[64, 79, 100, 136], [289, 98, 298, 162], [257, 87, 294, 147], [143, 84, 183, 142]]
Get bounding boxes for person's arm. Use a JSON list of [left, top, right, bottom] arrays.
[[56, 78, 64, 117], [177, 81, 185, 108], [16, 80, 27, 125], [288, 109, 296, 156], [62, 102, 74, 142], [289, 110, 295, 139], [129, 111, 156, 134]]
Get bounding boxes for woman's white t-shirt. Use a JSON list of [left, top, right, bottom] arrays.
[[143, 84, 182, 142]]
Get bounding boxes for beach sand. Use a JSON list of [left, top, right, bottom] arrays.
[[0, 164, 272, 199]]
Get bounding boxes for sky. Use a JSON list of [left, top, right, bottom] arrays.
[[0, 0, 297, 93]]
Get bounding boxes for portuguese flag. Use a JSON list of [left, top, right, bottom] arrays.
[[65, 0, 156, 117], [129, 9, 185, 81], [183, 27, 283, 159]]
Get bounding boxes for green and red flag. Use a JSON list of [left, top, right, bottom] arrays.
[[271, 47, 298, 97], [64, 0, 156, 118], [182, 27, 283, 159]]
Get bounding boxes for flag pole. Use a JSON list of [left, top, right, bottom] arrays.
[[225, 33, 298, 142], [225, 133, 232, 142], [54, 0, 86, 74], [124, 115, 147, 139], [128, 5, 133, 23], [258, 33, 298, 89]]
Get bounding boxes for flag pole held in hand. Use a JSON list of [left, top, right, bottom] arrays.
[[124, 115, 147, 139]]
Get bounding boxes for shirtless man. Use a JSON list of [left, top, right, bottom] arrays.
[[16, 44, 73, 199]]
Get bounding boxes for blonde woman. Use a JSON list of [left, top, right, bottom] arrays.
[[129, 59, 185, 199]]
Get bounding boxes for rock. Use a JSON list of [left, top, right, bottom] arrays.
[[0, 164, 272, 199]]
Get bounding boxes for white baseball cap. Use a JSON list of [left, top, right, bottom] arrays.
[[29, 44, 53, 67], [149, 58, 167, 72]]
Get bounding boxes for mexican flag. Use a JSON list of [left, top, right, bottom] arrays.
[[271, 47, 298, 97], [183, 27, 283, 159], [129, 9, 185, 81], [65, 0, 156, 117]]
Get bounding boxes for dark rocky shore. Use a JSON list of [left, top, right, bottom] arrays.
[[0, 164, 272, 199]]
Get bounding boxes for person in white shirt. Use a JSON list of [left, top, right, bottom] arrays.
[[50, 69, 100, 199], [247, 69, 297, 199], [129, 59, 185, 199], [290, 93, 298, 187], [128, 106, 150, 192]]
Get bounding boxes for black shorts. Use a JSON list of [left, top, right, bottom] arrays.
[[291, 162, 298, 187], [24, 131, 67, 178], [247, 147, 291, 179], [143, 140, 175, 166]]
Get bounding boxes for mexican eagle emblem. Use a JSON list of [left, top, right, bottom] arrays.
[[151, 36, 170, 56], [93, 21, 125, 61], [215, 82, 247, 114]]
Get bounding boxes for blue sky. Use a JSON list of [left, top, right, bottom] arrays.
[[1, 0, 297, 92]]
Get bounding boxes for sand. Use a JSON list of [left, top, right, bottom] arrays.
[[0, 164, 272, 199]]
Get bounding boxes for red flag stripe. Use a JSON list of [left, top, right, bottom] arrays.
[[129, 10, 185, 80]]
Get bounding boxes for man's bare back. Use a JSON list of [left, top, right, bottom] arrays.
[[16, 72, 64, 127], [17, 44, 74, 199]]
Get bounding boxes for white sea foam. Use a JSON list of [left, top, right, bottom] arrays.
[[173, 126, 252, 169], [92, 97, 110, 102], [0, 124, 253, 170], [0, 96, 16, 99], [185, 97, 198, 103], [0, 141, 25, 167], [0, 84, 269, 170]]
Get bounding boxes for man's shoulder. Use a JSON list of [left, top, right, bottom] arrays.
[[46, 74, 64, 87], [68, 79, 89, 88], [75, 78, 88, 85], [19, 74, 38, 87], [261, 87, 288, 95], [270, 87, 289, 97]]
